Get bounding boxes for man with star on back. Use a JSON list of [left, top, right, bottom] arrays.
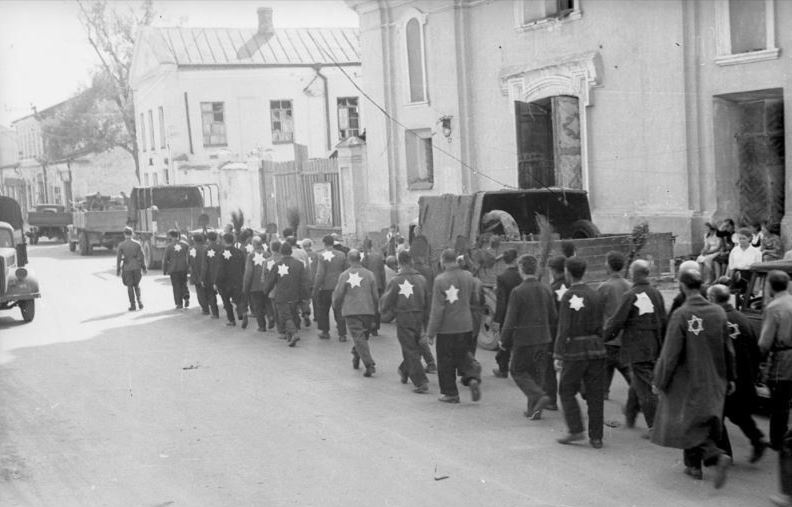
[[544, 255, 568, 411], [243, 236, 270, 332], [188, 232, 210, 315], [332, 249, 379, 377], [380, 250, 430, 393], [603, 260, 667, 437], [314, 235, 348, 341], [261, 242, 311, 346], [200, 230, 222, 318], [426, 248, 483, 404], [163, 229, 190, 310], [214, 232, 247, 328]]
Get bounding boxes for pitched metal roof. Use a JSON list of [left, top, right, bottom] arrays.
[[150, 27, 359, 67]]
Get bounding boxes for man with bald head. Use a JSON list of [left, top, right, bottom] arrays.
[[708, 283, 767, 463], [604, 260, 667, 435], [668, 260, 704, 320]]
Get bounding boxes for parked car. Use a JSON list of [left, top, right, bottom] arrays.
[[0, 196, 40, 322]]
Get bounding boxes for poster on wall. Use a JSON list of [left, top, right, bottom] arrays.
[[313, 181, 332, 226]]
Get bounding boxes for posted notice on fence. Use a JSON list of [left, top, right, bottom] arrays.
[[313, 182, 332, 226]]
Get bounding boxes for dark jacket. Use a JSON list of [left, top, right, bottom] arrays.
[[332, 265, 379, 317], [188, 243, 206, 285], [550, 276, 569, 312], [414, 262, 435, 294], [163, 240, 189, 275], [215, 246, 245, 289], [362, 250, 386, 295], [652, 294, 735, 449], [554, 283, 604, 361], [379, 267, 429, 325], [596, 274, 631, 346], [261, 255, 310, 303], [603, 280, 667, 364], [242, 248, 267, 293], [201, 242, 222, 285], [500, 277, 557, 349], [116, 238, 146, 274], [426, 265, 478, 337], [724, 304, 760, 402], [494, 265, 522, 325], [314, 248, 347, 293]]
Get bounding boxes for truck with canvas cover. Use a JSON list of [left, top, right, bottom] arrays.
[[128, 185, 220, 268], [68, 195, 129, 255], [0, 196, 40, 322], [27, 203, 72, 243], [417, 189, 674, 350]]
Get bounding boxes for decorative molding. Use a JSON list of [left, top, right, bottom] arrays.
[[715, 47, 781, 66]]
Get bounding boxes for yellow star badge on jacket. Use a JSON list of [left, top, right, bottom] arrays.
[[207, 249, 215, 258], [687, 315, 704, 336], [398, 280, 414, 298], [189, 247, 197, 258], [347, 272, 363, 288], [253, 252, 265, 266], [727, 321, 740, 340], [222, 250, 232, 260], [569, 294, 585, 311], [174, 244, 182, 252], [322, 250, 334, 262], [266, 259, 275, 270], [633, 292, 655, 315], [245, 244, 254, 254], [555, 283, 568, 301], [445, 284, 459, 304], [277, 264, 289, 276]]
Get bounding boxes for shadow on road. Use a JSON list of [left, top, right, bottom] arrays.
[[80, 310, 135, 324], [0, 315, 27, 329]]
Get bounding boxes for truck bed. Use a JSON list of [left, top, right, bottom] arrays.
[[28, 212, 72, 227], [72, 210, 128, 232]]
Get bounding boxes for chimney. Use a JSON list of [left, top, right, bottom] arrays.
[[257, 7, 274, 36]]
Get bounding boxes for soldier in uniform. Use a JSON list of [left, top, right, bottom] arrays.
[[380, 250, 430, 393], [215, 232, 247, 327], [200, 230, 221, 318], [333, 249, 380, 376], [492, 248, 522, 378], [314, 235, 348, 341], [243, 236, 269, 332], [116, 226, 146, 311], [603, 260, 667, 437], [163, 229, 190, 309], [261, 242, 310, 346], [426, 248, 483, 404], [554, 257, 605, 448], [652, 270, 735, 488], [189, 233, 209, 315]]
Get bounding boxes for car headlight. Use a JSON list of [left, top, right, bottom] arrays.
[[15, 267, 27, 280]]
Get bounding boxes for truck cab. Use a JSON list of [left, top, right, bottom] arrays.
[[0, 196, 40, 322]]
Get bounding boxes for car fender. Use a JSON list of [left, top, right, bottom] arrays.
[[4, 267, 40, 298]]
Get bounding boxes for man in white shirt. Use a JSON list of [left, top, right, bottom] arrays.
[[727, 228, 762, 297]]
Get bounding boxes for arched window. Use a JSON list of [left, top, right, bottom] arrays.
[[405, 17, 426, 103]]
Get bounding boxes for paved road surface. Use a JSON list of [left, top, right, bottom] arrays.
[[0, 242, 778, 506]]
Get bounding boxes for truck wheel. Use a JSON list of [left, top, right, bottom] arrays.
[[69, 241, 77, 252], [477, 286, 500, 351], [570, 219, 600, 239], [79, 231, 91, 256], [19, 300, 35, 323], [30, 233, 39, 245]]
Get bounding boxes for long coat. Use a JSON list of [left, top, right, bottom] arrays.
[[652, 294, 735, 449]]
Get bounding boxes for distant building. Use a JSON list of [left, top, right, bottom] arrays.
[[345, 0, 792, 254]]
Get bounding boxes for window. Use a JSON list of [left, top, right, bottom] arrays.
[[405, 129, 434, 189], [152, 172, 158, 186], [337, 97, 359, 139], [405, 18, 427, 103], [201, 102, 227, 147], [517, 0, 580, 29], [270, 100, 294, 144], [158, 106, 166, 148], [144, 173, 150, 186], [148, 110, 155, 151], [52, 186, 62, 205], [715, 0, 778, 65], [139, 113, 146, 152]]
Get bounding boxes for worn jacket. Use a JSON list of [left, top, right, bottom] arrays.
[[215, 246, 245, 289], [500, 277, 557, 349], [332, 265, 379, 317], [163, 240, 189, 275], [494, 265, 522, 325], [314, 248, 347, 293], [188, 243, 207, 285], [201, 242, 222, 285], [242, 248, 267, 293], [414, 262, 435, 294], [597, 274, 631, 346], [116, 238, 146, 274], [759, 292, 792, 382], [261, 254, 310, 303], [550, 276, 569, 312], [652, 294, 735, 449], [362, 250, 386, 294], [379, 267, 429, 324], [724, 305, 761, 402], [603, 280, 667, 364], [426, 265, 478, 337], [554, 283, 604, 361]]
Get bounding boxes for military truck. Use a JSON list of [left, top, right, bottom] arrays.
[[68, 195, 129, 255], [417, 189, 674, 349], [27, 203, 72, 244], [127, 185, 221, 268], [0, 196, 40, 322]]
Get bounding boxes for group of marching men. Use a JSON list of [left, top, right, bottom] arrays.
[[117, 224, 792, 493]]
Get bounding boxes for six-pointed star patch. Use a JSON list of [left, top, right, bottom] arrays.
[[245, 244, 254, 253], [277, 264, 289, 276], [347, 272, 363, 288], [189, 247, 197, 258], [727, 321, 740, 340], [569, 294, 585, 311], [174, 244, 182, 252], [445, 284, 459, 304], [207, 249, 216, 258], [222, 249, 232, 260], [266, 260, 275, 270], [555, 284, 568, 301], [322, 250, 334, 262], [633, 292, 655, 315], [398, 280, 414, 298], [252, 252, 265, 266], [687, 315, 704, 336]]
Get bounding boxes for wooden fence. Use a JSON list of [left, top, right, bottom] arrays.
[[260, 158, 341, 237]]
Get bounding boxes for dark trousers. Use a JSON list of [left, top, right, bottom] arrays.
[[769, 381, 792, 449], [605, 345, 630, 397], [780, 429, 792, 495], [248, 291, 268, 329], [436, 332, 482, 397], [630, 361, 658, 429], [219, 285, 244, 323], [193, 282, 209, 313], [201, 284, 219, 317], [543, 344, 558, 404], [396, 312, 428, 387], [275, 301, 299, 338], [495, 347, 511, 375], [420, 341, 436, 367], [169, 271, 189, 307], [559, 358, 605, 440], [347, 315, 375, 368], [684, 417, 726, 469], [720, 392, 766, 457], [122, 269, 142, 306], [317, 289, 346, 336], [510, 344, 547, 411]]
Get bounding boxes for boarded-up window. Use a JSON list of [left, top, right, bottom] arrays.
[[406, 18, 426, 103], [271, 100, 294, 143], [405, 129, 433, 189], [730, 0, 766, 54], [201, 102, 227, 147], [522, 0, 575, 24], [337, 97, 359, 139]]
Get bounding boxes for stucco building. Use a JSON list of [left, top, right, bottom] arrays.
[[345, 0, 791, 254]]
